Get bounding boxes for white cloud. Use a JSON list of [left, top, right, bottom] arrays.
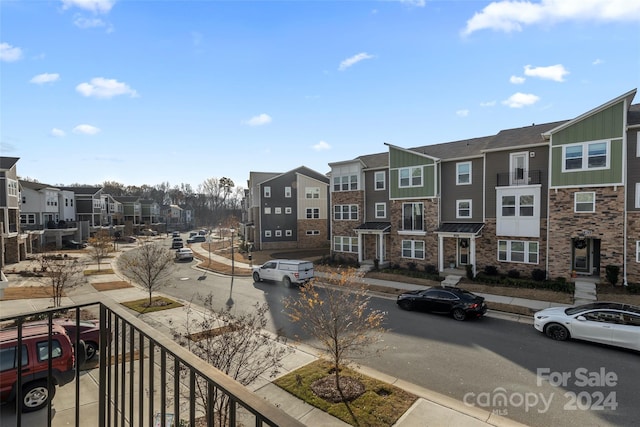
[[480, 100, 497, 107], [510, 75, 525, 84], [50, 128, 66, 137], [61, 0, 114, 14], [76, 77, 138, 98], [244, 113, 272, 126], [73, 16, 107, 29], [312, 140, 331, 151], [502, 92, 540, 108], [399, 0, 426, 6], [462, 0, 640, 36], [30, 73, 60, 84], [456, 109, 470, 117], [338, 52, 374, 71], [0, 42, 23, 62], [72, 124, 101, 135], [592, 58, 604, 65], [524, 64, 569, 82]]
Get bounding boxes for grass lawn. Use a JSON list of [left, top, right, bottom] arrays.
[[92, 281, 134, 291], [84, 268, 115, 275], [275, 359, 417, 427], [121, 296, 183, 313]]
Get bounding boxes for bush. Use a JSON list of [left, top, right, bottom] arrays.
[[627, 283, 640, 294], [373, 258, 379, 271], [507, 269, 520, 279], [465, 264, 474, 280], [407, 262, 417, 271], [605, 265, 620, 286], [424, 264, 438, 275], [484, 265, 498, 276], [531, 269, 546, 282]]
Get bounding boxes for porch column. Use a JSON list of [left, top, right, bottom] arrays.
[[470, 237, 476, 277], [357, 233, 363, 264], [438, 234, 444, 272], [378, 233, 384, 264]]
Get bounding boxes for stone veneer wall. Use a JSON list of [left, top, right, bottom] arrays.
[[548, 187, 624, 282], [626, 211, 640, 285], [388, 198, 439, 269], [297, 218, 329, 249], [475, 220, 548, 279], [330, 191, 364, 263]]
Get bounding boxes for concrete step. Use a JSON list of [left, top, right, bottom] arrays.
[[441, 275, 462, 287]]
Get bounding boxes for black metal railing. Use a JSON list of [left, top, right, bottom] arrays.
[[0, 301, 303, 427], [496, 169, 542, 186]]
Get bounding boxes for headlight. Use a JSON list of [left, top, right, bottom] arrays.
[[535, 315, 549, 320]]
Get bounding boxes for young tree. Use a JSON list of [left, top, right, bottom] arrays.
[[87, 230, 113, 271], [284, 267, 387, 408], [172, 297, 291, 426], [39, 255, 86, 307], [116, 242, 175, 306]]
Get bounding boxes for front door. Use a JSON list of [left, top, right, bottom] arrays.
[[572, 238, 591, 274], [458, 238, 470, 266]]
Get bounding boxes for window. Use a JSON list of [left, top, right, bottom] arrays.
[[7, 179, 18, 197], [274, 207, 282, 214], [334, 236, 358, 253], [264, 186, 271, 198], [333, 174, 358, 191], [563, 141, 609, 171], [264, 207, 271, 214], [519, 195, 534, 216], [402, 240, 425, 259], [285, 230, 292, 236], [498, 240, 539, 264], [334, 204, 358, 220], [402, 203, 424, 231], [306, 230, 319, 235], [457, 200, 471, 218], [0, 345, 28, 371], [37, 340, 62, 361], [575, 192, 595, 213], [264, 230, 272, 237], [306, 187, 320, 199], [275, 230, 282, 237], [306, 208, 319, 219], [285, 207, 292, 214], [456, 162, 471, 185], [636, 241, 640, 262], [636, 183, 640, 208], [20, 214, 36, 224], [375, 203, 386, 219], [285, 186, 291, 198], [501, 196, 515, 216], [500, 194, 536, 218], [374, 171, 386, 190], [399, 167, 422, 188]]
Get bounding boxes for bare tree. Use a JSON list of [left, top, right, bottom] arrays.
[[284, 267, 387, 409], [87, 229, 113, 271], [116, 242, 175, 306], [172, 297, 291, 426], [39, 254, 85, 307]]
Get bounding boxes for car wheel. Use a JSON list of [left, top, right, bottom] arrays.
[[545, 323, 570, 341], [85, 341, 98, 362], [252, 272, 261, 282], [398, 300, 413, 311], [282, 276, 292, 288], [22, 381, 54, 412], [452, 308, 467, 321]]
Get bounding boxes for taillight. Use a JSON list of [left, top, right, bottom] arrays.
[[469, 303, 479, 309], [294, 273, 299, 278]]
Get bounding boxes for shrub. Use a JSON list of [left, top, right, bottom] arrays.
[[465, 264, 474, 280], [531, 269, 546, 282], [407, 262, 417, 271], [605, 265, 620, 286], [424, 264, 438, 275], [484, 265, 498, 276], [627, 283, 640, 294], [507, 269, 520, 279], [373, 258, 379, 271]]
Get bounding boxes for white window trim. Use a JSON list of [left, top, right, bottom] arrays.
[[456, 199, 472, 219], [264, 186, 271, 198], [574, 191, 596, 213], [274, 207, 282, 214], [401, 240, 425, 259], [264, 207, 271, 214], [375, 202, 386, 219], [285, 207, 292, 214], [306, 208, 320, 219], [497, 240, 539, 264], [333, 236, 358, 253], [456, 162, 472, 185], [637, 131, 640, 157], [275, 230, 282, 237], [374, 171, 386, 190], [562, 140, 610, 172], [333, 174, 359, 192], [334, 204, 358, 220], [285, 186, 292, 198], [7, 179, 18, 197], [636, 183, 640, 209], [264, 230, 272, 237], [398, 166, 423, 188], [285, 229, 292, 236]]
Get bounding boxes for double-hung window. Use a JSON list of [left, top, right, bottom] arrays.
[[306, 187, 320, 199], [374, 171, 386, 190], [399, 167, 422, 188], [575, 192, 595, 213], [375, 203, 386, 219], [457, 200, 471, 218], [498, 240, 539, 264], [334, 236, 357, 253], [563, 141, 609, 171], [402, 240, 425, 259], [264, 186, 271, 198], [402, 202, 424, 231], [333, 174, 358, 191], [306, 208, 320, 219], [285, 187, 292, 198], [334, 204, 358, 220], [456, 162, 471, 185]]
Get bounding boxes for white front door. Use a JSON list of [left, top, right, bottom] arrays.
[[510, 152, 529, 185]]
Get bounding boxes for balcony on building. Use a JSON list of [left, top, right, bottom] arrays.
[[496, 169, 542, 187]]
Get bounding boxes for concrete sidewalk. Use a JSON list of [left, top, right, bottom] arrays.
[[0, 244, 543, 427]]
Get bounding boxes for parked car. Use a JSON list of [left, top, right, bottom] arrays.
[[198, 229, 207, 236], [396, 286, 487, 321], [252, 260, 314, 287], [187, 235, 206, 243], [0, 323, 82, 412], [116, 235, 137, 243], [62, 239, 87, 249], [171, 238, 184, 249], [175, 248, 194, 261], [533, 302, 640, 351], [171, 231, 180, 238], [141, 229, 158, 236], [189, 231, 198, 238], [25, 318, 105, 362]]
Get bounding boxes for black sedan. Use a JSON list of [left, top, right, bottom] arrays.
[[396, 286, 487, 321]]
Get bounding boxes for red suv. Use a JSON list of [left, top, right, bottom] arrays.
[[0, 323, 82, 412]]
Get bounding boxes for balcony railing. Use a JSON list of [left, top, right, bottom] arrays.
[[0, 300, 303, 427], [20, 221, 78, 231], [496, 169, 542, 187]]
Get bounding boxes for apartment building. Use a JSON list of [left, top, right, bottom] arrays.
[[329, 89, 640, 285]]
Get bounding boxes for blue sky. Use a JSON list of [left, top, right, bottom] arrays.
[[2, 0, 639, 193]]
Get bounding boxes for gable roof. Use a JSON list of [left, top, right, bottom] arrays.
[[61, 186, 102, 195], [260, 165, 329, 185], [19, 180, 59, 191], [0, 157, 19, 170]]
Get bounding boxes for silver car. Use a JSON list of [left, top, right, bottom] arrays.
[[534, 302, 640, 351]]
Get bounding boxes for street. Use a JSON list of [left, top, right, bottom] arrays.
[[160, 256, 639, 427]]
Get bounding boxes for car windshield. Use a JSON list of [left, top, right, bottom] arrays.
[[565, 302, 624, 315]]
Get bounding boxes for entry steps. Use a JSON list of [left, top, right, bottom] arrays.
[[441, 275, 462, 287]]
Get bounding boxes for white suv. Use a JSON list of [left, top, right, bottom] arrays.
[[175, 248, 194, 261]]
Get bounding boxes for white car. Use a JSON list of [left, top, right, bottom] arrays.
[[175, 248, 194, 261], [534, 302, 640, 351]]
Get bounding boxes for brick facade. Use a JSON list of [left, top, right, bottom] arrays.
[[388, 198, 439, 269], [626, 212, 640, 285]]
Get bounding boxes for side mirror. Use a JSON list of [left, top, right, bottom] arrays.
[[576, 315, 586, 321]]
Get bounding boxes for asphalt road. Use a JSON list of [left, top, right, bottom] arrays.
[[162, 252, 639, 427]]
